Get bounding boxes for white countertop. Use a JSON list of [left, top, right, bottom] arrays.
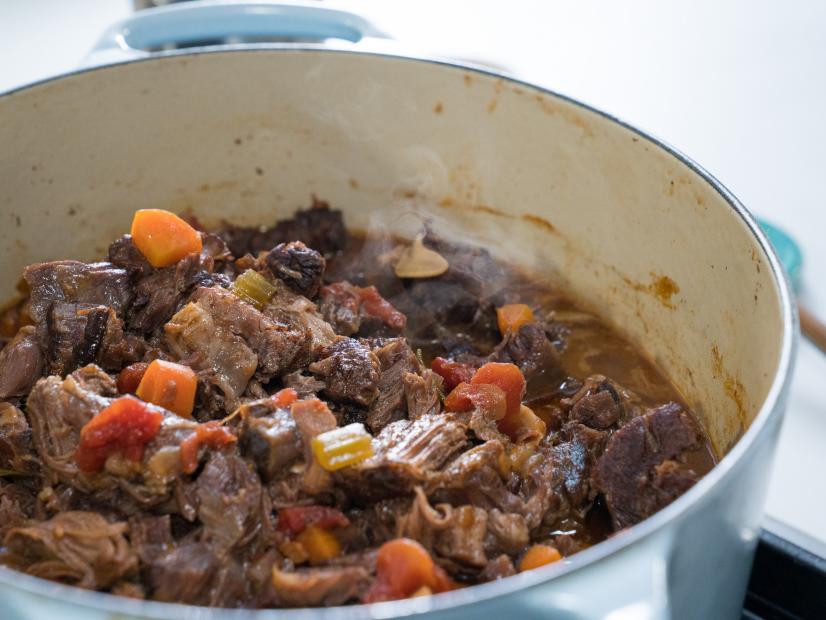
[[2, 0, 825, 550]]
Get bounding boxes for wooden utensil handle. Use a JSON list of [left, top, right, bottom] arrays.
[[799, 304, 826, 354]]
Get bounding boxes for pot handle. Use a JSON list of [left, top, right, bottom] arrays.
[[85, 1, 389, 67]]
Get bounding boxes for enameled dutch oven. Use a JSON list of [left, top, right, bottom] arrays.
[[0, 2, 797, 619]]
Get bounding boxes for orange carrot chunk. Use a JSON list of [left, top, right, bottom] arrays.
[[363, 538, 455, 603], [469, 362, 526, 437], [131, 209, 202, 268], [136, 359, 197, 418], [519, 544, 562, 571], [496, 304, 535, 336]]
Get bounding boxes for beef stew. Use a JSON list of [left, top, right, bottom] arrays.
[[0, 200, 714, 608]]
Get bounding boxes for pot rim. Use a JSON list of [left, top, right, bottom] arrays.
[[0, 45, 798, 619]]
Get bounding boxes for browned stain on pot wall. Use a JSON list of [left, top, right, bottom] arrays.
[[617, 272, 681, 309], [711, 344, 748, 431]]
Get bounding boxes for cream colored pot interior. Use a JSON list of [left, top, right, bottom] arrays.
[[0, 50, 783, 456]]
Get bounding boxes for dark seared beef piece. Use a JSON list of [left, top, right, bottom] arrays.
[[404, 369, 443, 420], [196, 451, 264, 550], [490, 321, 562, 380], [219, 200, 347, 259], [571, 390, 621, 430], [336, 414, 467, 503], [479, 554, 516, 581], [108, 234, 152, 279], [240, 398, 303, 482], [266, 241, 326, 299], [45, 304, 145, 376], [24, 260, 132, 325], [546, 423, 607, 520], [25, 365, 113, 485], [562, 375, 642, 426], [148, 542, 248, 606], [0, 402, 39, 474], [593, 403, 702, 529], [271, 565, 370, 607], [128, 514, 173, 565], [0, 326, 43, 398], [309, 338, 379, 406], [128, 251, 227, 335], [366, 338, 418, 433], [282, 371, 326, 398], [2, 511, 137, 589], [0, 481, 35, 537]]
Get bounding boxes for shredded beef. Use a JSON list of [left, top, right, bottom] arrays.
[[0, 326, 43, 398], [0, 402, 39, 474], [366, 338, 418, 432], [2, 511, 136, 589]]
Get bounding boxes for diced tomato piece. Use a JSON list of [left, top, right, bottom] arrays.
[[271, 387, 299, 409], [356, 286, 407, 330], [431, 357, 475, 392], [363, 538, 455, 603], [75, 396, 163, 473], [443, 382, 507, 422], [276, 505, 350, 536], [180, 421, 237, 475], [116, 362, 149, 395]]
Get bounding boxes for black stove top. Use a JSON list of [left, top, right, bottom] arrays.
[[744, 530, 826, 619]]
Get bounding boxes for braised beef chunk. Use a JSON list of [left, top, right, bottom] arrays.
[[404, 369, 443, 420], [25, 365, 113, 484], [309, 338, 379, 406], [24, 261, 132, 325], [0, 326, 43, 398], [593, 403, 703, 529], [196, 451, 264, 550], [366, 338, 418, 432], [240, 401, 302, 482], [336, 414, 467, 502], [128, 250, 227, 335], [178, 286, 308, 382], [45, 304, 144, 375], [0, 203, 716, 608], [0, 402, 39, 474], [491, 322, 562, 380], [128, 514, 174, 565], [148, 542, 248, 606], [266, 241, 326, 298], [2, 511, 136, 589], [571, 390, 620, 430]]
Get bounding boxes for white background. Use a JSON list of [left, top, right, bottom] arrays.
[[1, 0, 825, 549]]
